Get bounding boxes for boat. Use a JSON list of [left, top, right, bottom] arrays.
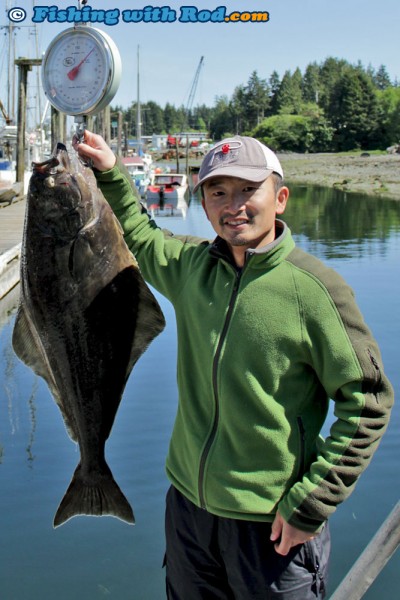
[[146, 173, 188, 217], [120, 46, 154, 199], [121, 155, 152, 198], [0, 125, 46, 197]]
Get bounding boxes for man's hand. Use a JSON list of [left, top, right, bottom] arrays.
[[270, 511, 316, 556], [72, 130, 116, 172]]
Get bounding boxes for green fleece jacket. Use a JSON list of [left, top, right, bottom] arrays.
[[96, 165, 394, 532]]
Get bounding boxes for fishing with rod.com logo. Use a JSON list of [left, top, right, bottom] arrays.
[[8, 4, 270, 24]]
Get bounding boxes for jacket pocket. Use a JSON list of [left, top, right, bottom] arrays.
[[296, 416, 306, 479], [365, 348, 382, 399]]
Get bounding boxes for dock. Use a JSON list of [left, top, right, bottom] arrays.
[[0, 198, 25, 299]]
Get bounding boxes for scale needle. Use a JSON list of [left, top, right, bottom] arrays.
[[67, 47, 95, 81]]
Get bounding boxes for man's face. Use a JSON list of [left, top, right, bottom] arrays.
[[202, 175, 289, 266]]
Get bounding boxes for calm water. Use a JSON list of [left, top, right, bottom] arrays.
[[0, 183, 399, 599]]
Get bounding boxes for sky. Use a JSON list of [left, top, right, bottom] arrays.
[[1, 0, 400, 121]]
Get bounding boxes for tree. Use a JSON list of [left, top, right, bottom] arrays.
[[209, 95, 235, 140], [229, 72, 270, 133], [144, 101, 165, 136], [192, 104, 213, 131], [329, 67, 380, 150], [376, 87, 400, 147], [244, 71, 270, 128], [373, 65, 392, 90], [303, 62, 320, 104], [274, 69, 303, 114], [230, 84, 248, 134], [252, 109, 333, 153], [318, 57, 350, 116], [268, 70, 281, 115], [164, 102, 177, 132]]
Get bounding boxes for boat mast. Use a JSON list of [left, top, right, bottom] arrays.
[[136, 45, 142, 156], [4, 1, 17, 122]]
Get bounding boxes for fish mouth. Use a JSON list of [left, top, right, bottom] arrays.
[[32, 142, 70, 175]]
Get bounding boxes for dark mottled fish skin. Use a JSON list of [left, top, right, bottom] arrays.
[[12, 143, 165, 527]]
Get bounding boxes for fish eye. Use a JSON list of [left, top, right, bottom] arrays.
[[45, 176, 55, 188]]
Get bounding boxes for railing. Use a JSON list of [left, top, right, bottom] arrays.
[[0, 243, 21, 299], [330, 500, 400, 599]]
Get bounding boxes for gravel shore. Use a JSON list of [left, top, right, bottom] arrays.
[[278, 152, 400, 200]]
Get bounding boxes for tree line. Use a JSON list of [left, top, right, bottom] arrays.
[[113, 57, 400, 153]]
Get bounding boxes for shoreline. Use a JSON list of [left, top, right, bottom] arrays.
[[278, 152, 400, 200], [2, 151, 400, 204]]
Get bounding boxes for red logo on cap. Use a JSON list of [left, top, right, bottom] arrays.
[[221, 144, 230, 154]]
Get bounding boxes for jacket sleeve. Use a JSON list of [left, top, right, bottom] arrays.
[[278, 255, 394, 532], [94, 163, 209, 300]]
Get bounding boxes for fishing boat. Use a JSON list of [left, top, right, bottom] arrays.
[[121, 155, 152, 198], [0, 125, 48, 200], [146, 173, 188, 216]]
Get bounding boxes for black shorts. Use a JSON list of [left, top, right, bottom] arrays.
[[164, 486, 330, 599]]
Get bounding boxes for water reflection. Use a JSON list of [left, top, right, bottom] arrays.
[[146, 196, 189, 220], [145, 183, 191, 219], [282, 183, 400, 259], [0, 286, 39, 468]]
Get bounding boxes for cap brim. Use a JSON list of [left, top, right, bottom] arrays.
[[193, 167, 273, 194]]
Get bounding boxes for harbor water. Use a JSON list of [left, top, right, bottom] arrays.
[[0, 183, 399, 599]]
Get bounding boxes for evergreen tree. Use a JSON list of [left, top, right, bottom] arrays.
[[275, 69, 303, 114], [330, 67, 380, 150], [191, 104, 213, 131], [244, 71, 270, 128], [374, 65, 392, 90], [164, 102, 177, 132], [230, 84, 248, 133], [209, 95, 235, 139], [268, 70, 281, 115], [318, 57, 350, 117], [144, 101, 165, 136], [303, 62, 320, 104]]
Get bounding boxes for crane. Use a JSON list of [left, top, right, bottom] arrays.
[[186, 56, 204, 115], [167, 57, 205, 148]]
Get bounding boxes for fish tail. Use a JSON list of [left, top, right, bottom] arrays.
[[53, 463, 135, 528]]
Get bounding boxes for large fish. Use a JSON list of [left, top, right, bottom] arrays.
[[12, 143, 165, 527]]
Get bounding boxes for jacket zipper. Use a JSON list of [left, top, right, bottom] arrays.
[[198, 267, 243, 509]]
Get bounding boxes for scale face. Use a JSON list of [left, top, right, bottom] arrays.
[[42, 26, 121, 116]]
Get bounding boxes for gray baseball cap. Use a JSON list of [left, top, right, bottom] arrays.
[[193, 136, 283, 193]]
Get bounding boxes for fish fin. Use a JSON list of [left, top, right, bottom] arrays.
[[12, 306, 79, 442], [53, 463, 135, 528], [13, 305, 55, 384], [127, 273, 166, 374]]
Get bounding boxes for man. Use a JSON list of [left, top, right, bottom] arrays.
[[74, 133, 393, 599]]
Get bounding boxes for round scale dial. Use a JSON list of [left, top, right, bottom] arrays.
[[42, 26, 121, 116]]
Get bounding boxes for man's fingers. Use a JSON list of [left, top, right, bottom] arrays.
[[270, 513, 283, 541], [274, 539, 290, 556]]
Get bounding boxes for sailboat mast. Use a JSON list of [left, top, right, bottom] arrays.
[[7, 17, 16, 120], [136, 45, 142, 156]]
